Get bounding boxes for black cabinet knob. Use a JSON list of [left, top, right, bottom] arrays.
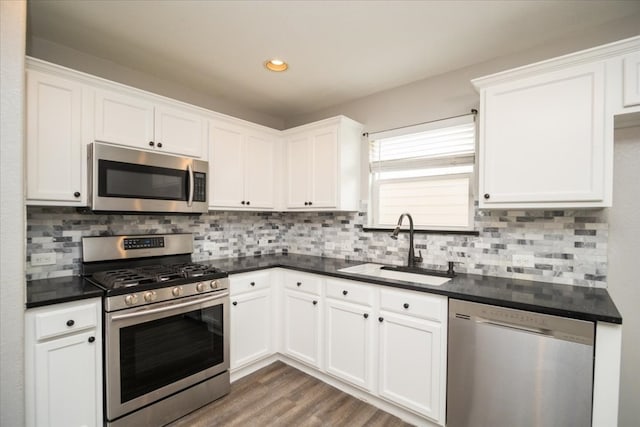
[[250, 282, 255, 287], [246, 201, 250, 205], [88, 336, 95, 343], [304, 202, 309, 206], [484, 193, 490, 199], [149, 141, 155, 147], [403, 303, 409, 309], [73, 191, 81, 198], [297, 282, 302, 287], [232, 301, 237, 306], [241, 201, 246, 205], [363, 313, 369, 319], [66, 320, 75, 327], [312, 300, 318, 305], [308, 201, 313, 205], [378, 317, 384, 323], [157, 142, 163, 148], [342, 290, 348, 296]]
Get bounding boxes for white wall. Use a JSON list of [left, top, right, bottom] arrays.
[[27, 37, 286, 130], [0, 1, 26, 426], [608, 124, 640, 427], [284, 12, 640, 131]]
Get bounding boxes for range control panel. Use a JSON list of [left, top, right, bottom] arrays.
[[123, 237, 165, 250]]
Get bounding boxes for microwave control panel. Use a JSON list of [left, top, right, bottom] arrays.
[[193, 172, 206, 202]]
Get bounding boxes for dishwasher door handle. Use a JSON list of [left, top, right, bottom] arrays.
[[476, 317, 553, 337]]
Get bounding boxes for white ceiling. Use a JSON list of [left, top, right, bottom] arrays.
[[27, 0, 640, 119]]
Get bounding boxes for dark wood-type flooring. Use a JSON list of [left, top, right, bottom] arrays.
[[167, 361, 414, 427]]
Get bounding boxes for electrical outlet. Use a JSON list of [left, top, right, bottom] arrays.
[[31, 252, 57, 266], [512, 254, 535, 268]]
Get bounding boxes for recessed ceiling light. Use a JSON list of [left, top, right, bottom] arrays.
[[265, 58, 288, 72]]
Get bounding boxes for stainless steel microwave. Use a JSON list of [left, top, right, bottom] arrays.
[[88, 142, 208, 214]]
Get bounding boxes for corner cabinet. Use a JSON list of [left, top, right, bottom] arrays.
[[26, 69, 88, 206], [25, 298, 103, 427], [209, 120, 279, 210], [284, 116, 363, 211], [473, 36, 640, 209]]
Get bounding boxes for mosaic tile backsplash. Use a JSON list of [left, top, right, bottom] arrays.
[[26, 206, 608, 287]]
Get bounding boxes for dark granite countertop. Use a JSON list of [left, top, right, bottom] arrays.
[[26, 276, 103, 309], [26, 253, 622, 324], [202, 253, 622, 324]]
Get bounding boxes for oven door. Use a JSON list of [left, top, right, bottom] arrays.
[[105, 291, 229, 421]]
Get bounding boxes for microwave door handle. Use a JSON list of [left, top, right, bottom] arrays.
[[187, 163, 194, 207]]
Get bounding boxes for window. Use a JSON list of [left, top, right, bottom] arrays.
[[369, 114, 476, 230]]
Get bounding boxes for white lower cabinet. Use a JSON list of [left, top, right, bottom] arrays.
[[229, 271, 272, 370], [282, 288, 322, 368], [26, 298, 102, 427], [324, 298, 374, 391]]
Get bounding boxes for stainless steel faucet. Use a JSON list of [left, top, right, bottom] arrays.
[[390, 213, 423, 268]]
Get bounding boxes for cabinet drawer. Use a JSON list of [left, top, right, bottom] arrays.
[[230, 270, 271, 296], [35, 302, 98, 341], [380, 289, 445, 322], [326, 279, 373, 307], [283, 271, 322, 295]]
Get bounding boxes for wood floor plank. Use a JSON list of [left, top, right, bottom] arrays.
[[166, 361, 414, 427]]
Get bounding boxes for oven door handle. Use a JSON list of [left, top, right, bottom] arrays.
[[187, 163, 194, 207], [110, 292, 228, 321]]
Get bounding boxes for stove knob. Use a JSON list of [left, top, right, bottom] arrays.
[[196, 282, 205, 292], [143, 291, 157, 302], [124, 294, 138, 306], [209, 280, 219, 289], [172, 287, 183, 297]]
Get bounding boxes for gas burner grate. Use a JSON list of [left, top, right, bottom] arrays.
[[92, 269, 156, 289], [172, 263, 222, 278]]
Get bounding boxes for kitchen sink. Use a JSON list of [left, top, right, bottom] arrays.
[[337, 263, 451, 286]]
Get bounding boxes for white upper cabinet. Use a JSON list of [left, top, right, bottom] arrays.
[[473, 37, 640, 209], [26, 69, 88, 206], [95, 88, 206, 158], [477, 61, 608, 208], [209, 120, 278, 210], [623, 51, 640, 108], [284, 116, 362, 211]]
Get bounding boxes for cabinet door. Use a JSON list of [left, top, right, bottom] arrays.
[[325, 299, 373, 391], [209, 122, 246, 208], [623, 51, 640, 107], [230, 289, 272, 369], [34, 329, 100, 427], [95, 89, 155, 149], [282, 289, 321, 368], [286, 135, 311, 208], [244, 133, 276, 209], [26, 70, 85, 205], [310, 127, 338, 208], [155, 104, 205, 158], [378, 312, 443, 422], [480, 61, 606, 208]]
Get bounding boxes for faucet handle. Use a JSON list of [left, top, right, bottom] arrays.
[[414, 250, 423, 264]]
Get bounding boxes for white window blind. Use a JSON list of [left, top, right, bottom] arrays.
[[369, 114, 476, 229]]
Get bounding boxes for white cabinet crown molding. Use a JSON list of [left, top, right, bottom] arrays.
[[472, 35, 640, 89]]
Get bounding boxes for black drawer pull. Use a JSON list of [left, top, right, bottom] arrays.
[[73, 191, 81, 198], [297, 282, 302, 287], [250, 282, 255, 286], [378, 317, 384, 323], [88, 336, 95, 343], [157, 142, 163, 148], [232, 301, 238, 306], [148, 141, 155, 147], [312, 300, 318, 306], [66, 320, 75, 327], [484, 193, 490, 199], [403, 303, 410, 309], [363, 313, 369, 319], [342, 290, 348, 296]]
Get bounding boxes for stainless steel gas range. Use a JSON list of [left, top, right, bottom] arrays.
[[82, 233, 230, 427]]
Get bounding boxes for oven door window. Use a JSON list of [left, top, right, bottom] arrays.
[[98, 159, 188, 201], [119, 304, 224, 403]]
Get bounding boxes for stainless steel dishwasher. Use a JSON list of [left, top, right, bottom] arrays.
[[447, 299, 595, 427]]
